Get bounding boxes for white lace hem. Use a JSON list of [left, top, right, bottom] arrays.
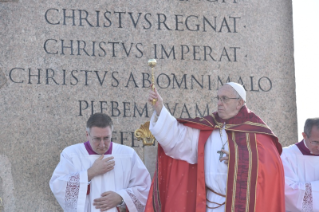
[[127, 190, 145, 212], [65, 173, 80, 212], [302, 183, 313, 212]]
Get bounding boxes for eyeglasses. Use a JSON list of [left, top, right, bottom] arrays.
[[89, 134, 111, 143], [311, 141, 319, 146], [214, 96, 239, 103]]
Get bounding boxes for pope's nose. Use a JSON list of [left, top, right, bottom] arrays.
[[217, 99, 223, 106]]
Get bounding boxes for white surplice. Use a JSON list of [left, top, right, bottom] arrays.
[[281, 143, 319, 212], [50, 142, 151, 212], [150, 106, 228, 212]]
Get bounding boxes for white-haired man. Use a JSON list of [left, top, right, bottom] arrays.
[[50, 113, 151, 212], [145, 82, 285, 212], [281, 118, 319, 211]]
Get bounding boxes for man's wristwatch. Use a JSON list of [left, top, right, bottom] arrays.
[[117, 197, 125, 207]]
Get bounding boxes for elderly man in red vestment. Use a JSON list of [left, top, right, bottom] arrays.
[[145, 82, 285, 212]]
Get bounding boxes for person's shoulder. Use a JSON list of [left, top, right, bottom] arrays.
[[62, 143, 85, 155], [113, 143, 136, 155], [282, 143, 300, 156], [283, 143, 298, 151]]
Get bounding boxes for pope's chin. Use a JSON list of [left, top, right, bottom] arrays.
[[217, 110, 225, 118]]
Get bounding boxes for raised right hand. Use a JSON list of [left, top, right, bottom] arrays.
[[148, 86, 164, 116], [88, 155, 115, 181]]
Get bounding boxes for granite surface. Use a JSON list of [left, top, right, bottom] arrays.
[[0, 0, 296, 211]]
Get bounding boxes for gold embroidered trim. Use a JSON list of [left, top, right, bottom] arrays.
[[243, 121, 268, 128], [200, 117, 216, 128], [179, 119, 215, 128], [225, 121, 268, 129], [254, 133, 258, 212], [209, 114, 270, 130], [209, 114, 227, 126], [225, 134, 231, 212], [245, 133, 252, 212], [153, 160, 161, 212], [231, 132, 238, 212], [224, 129, 274, 137]]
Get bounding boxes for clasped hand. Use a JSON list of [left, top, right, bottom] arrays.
[[148, 86, 164, 116], [93, 191, 122, 211]]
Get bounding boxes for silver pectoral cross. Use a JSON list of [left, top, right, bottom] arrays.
[[217, 146, 225, 160]]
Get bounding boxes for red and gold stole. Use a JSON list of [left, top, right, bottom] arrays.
[[145, 106, 282, 212]]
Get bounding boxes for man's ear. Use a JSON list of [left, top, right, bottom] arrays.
[[237, 99, 245, 109], [302, 132, 307, 140]]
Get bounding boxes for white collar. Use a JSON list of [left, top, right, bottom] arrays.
[[303, 139, 313, 154]]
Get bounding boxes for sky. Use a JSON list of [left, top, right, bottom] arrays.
[[293, 0, 319, 141]]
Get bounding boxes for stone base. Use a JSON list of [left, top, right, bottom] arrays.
[[143, 146, 157, 179]]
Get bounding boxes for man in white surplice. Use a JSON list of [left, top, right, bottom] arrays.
[[50, 113, 151, 212], [281, 118, 319, 212]]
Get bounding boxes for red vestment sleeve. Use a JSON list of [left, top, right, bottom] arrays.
[[145, 131, 212, 212], [145, 144, 198, 212]]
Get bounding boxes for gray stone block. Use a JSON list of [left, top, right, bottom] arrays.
[[0, 0, 296, 210]]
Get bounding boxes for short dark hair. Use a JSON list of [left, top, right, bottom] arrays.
[[304, 118, 319, 137], [86, 113, 113, 132]]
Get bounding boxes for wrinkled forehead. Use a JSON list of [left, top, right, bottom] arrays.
[[217, 84, 236, 96]]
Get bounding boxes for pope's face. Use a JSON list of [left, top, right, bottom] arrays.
[[303, 126, 319, 154], [87, 126, 112, 155], [217, 85, 243, 120]]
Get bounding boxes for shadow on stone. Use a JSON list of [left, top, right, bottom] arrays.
[[0, 0, 19, 2], [0, 69, 7, 89]]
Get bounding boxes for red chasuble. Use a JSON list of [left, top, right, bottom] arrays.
[[145, 106, 285, 212]]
